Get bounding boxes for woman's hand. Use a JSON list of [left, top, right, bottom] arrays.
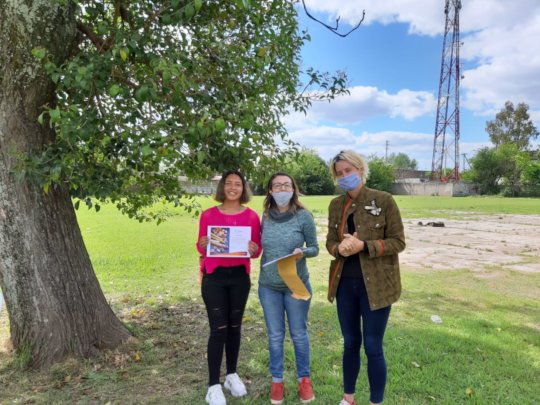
[[248, 240, 259, 257], [199, 236, 209, 250], [338, 233, 364, 257], [292, 247, 304, 260]]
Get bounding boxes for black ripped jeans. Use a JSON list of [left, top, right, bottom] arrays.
[[201, 265, 251, 386]]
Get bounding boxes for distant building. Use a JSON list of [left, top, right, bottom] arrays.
[[179, 175, 221, 195], [393, 169, 430, 182], [391, 168, 477, 196]]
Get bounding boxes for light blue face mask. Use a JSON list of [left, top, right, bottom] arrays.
[[337, 172, 362, 191], [272, 191, 294, 208]]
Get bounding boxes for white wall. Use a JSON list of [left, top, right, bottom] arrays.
[[391, 181, 478, 196]]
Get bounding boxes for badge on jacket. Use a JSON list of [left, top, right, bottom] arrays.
[[364, 200, 382, 216]]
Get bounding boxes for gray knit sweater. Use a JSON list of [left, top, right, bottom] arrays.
[[259, 208, 319, 290]]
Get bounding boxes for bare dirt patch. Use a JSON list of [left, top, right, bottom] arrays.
[[400, 214, 540, 273]]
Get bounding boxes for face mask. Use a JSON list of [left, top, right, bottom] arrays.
[[272, 191, 293, 208], [338, 172, 362, 191]]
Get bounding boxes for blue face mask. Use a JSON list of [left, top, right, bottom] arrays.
[[272, 191, 293, 208], [338, 172, 362, 191]]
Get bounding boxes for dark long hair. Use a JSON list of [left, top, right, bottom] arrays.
[[214, 170, 252, 204], [263, 172, 304, 214]]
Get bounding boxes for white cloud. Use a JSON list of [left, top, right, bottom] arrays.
[[301, 86, 435, 124], [461, 11, 540, 117], [286, 110, 437, 167]]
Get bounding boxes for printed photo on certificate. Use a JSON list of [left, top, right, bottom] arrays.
[[207, 226, 251, 258]]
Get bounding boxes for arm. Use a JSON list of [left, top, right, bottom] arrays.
[[300, 211, 319, 258], [196, 210, 209, 256], [248, 210, 262, 258]]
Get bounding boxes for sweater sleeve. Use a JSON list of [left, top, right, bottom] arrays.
[[301, 210, 319, 258]]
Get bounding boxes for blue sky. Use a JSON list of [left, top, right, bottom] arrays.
[[286, 0, 540, 170]]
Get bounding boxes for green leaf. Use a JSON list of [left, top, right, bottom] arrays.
[[184, 5, 195, 20], [214, 118, 226, 131], [49, 108, 61, 122], [119, 48, 128, 61], [197, 151, 205, 163], [31, 47, 46, 60], [194, 0, 203, 11], [141, 145, 153, 156], [109, 84, 121, 97], [236, 0, 250, 8], [135, 86, 149, 102]]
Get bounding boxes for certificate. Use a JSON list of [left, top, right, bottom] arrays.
[[207, 226, 251, 258]]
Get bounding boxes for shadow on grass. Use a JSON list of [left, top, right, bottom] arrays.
[[0, 296, 538, 404]]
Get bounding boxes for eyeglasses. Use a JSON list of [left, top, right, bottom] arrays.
[[272, 182, 293, 191]]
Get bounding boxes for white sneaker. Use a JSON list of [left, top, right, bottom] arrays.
[[206, 384, 226, 405], [224, 373, 247, 397]]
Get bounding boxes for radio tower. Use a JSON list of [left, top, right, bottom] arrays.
[[431, 0, 461, 181]]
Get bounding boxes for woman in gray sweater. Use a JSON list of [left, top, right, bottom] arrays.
[[259, 172, 319, 405]]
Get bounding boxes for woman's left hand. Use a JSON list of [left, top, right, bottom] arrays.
[[338, 232, 364, 257], [248, 240, 259, 257], [292, 248, 304, 260]]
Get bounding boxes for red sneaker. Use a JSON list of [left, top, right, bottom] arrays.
[[298, 377, 315, 403], [270, 381, 284, 405]]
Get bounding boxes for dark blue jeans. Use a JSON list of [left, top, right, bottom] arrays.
[[336, 276, 391, 403]]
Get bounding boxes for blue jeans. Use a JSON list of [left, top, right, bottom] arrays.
[[336, 277, 391, 404], [258, 282, 312, 379]]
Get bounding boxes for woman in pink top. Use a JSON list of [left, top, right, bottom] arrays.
[[196, 170, 262, 405]]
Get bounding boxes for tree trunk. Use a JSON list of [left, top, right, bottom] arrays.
[[0, 0, 130, 368]]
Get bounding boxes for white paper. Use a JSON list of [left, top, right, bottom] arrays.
[[262, 252, 297, 267], [207, 226, 251, 258]]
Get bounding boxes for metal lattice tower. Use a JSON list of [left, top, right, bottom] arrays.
[[431, 0, 461, 181]]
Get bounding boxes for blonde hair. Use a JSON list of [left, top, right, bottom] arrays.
[[330, 150, 369, 183]]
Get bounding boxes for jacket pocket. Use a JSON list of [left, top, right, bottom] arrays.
[[367, 218, 386, 239]]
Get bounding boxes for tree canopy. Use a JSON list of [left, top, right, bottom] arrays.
[[470, 101, 539, 196], [26, 0, 347, 221], [486, 101, 539, 151], [387, 152, 418, 170], [284, 149, 335, 195], [0, 0, 349, 368], [366, 157, 394, 193]]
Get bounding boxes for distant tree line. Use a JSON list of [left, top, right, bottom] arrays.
[[263, 101, 539, 197], [462, 101, 540, 197]]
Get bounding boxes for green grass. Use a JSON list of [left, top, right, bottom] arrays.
[[0, 195, 539, 404]]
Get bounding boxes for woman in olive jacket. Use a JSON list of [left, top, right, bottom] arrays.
[[326, 150, 405, 405]]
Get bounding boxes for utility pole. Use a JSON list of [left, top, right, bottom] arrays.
[[385, 140, 389, 162]]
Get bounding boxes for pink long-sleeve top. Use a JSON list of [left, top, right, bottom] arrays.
[[196, 206, 262, 274]]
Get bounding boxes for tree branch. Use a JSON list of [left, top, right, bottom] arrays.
[[76, 22, 111, 52], [301, 1, 365, 37]]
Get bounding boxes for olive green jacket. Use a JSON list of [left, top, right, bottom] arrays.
[[326, 186, 406, 310]]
